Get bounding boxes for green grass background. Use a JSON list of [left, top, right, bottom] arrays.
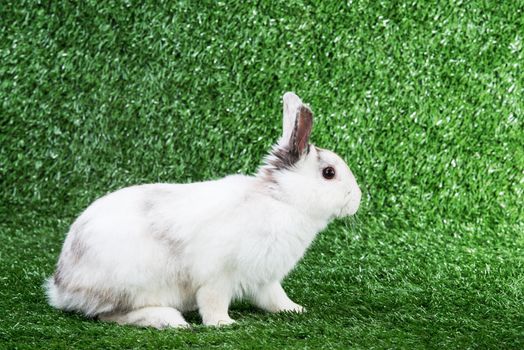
[[1, 1, 523, 349]]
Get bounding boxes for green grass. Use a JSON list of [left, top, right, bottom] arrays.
[[1, 1, 523, 349]]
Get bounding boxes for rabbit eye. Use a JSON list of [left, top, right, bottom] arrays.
[[322, 166, 336, 180]]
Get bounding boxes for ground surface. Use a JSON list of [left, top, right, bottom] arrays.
[[1, 1, 523, 349]]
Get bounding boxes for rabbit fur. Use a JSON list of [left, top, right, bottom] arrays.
[[45, 92, 361, 328]]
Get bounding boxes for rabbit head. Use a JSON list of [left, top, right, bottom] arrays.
[[260, 92, 361, 220]]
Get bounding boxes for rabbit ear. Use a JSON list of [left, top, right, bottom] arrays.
[[281, 92, 303, 145], [261, 93, 314, 174], [279, 92, 313, 155]]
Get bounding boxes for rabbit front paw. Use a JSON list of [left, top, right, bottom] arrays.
[[278, 302, 306, 313]]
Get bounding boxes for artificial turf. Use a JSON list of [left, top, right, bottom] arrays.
[[1, 1, 523, 349]]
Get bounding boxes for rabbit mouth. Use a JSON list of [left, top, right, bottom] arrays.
[[338, 190, 360, 217], [337, 191, 353, 217]]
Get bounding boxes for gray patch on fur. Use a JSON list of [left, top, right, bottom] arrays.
[[106, 289, 132, 313], [142, 187, 175, 214], [153, 226, 185, 257], [54, 264, 64, 286], [268, 145, 301, 171], [73, 286, 133, 316], [70, 233, 87, 263], [53, 219, 89, 286], [68, 219, 89, 262], [51, 267, 133, 316], [143, 199, 155, 212]]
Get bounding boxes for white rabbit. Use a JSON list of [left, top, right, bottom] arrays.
[[45, 92, 361, 328]]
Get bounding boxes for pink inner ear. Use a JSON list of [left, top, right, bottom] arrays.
[[296, 106, 313, 153]]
